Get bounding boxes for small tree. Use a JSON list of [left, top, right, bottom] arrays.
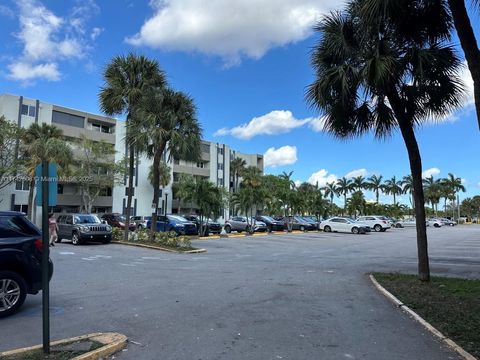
[[0, 116, 23, 192], [172, 173, 195, 214]]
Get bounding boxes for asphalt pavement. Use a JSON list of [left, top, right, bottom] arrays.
[[1, 225, 478, 359]]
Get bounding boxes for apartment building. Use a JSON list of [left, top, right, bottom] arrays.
[[0, 93, 264, 222], [0, 93, 116, 221]]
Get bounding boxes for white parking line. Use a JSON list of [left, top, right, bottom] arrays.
[[402, 261, 479, 267]]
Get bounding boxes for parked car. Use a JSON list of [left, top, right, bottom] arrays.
[[130, 215, 150, 229], [0, 211, 53, 317], [321, 217, 370, 234], [254, 215, 285, 232], [282, 216, 317, 231], [427, 218, 443, 228], [439, 218, 457, 226], [394, 218, 429, 228], [355, 216, 391, 232], [101, 213, 136, 231], [146, 215, 198, 235], [182, 215, 222, 235], [56, 214, 112, 245], [224, 216, 267, 233], [299, 216, 321, 230]]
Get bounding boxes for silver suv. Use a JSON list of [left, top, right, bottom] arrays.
[[224, 216, 267, 233], [356, 216, 391, 232], [57, 214, 112, 245]]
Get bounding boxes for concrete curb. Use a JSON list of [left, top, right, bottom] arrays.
[[0, 332, 127, 360], [112, 241, 207, 253], [369, 274, 477, 360]]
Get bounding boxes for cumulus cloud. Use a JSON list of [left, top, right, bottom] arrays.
[[460, 63, 474, 105], [422, 167, 440, 179], [307, 169, 337, 187], [345, 168, 368, 178], [7, 0, 100, 82], [263, 145, 297, 168], [215, 110, 316, 140], [126, 0, 337, 64], [309, 116, 327, 132]]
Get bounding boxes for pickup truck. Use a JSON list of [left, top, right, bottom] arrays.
[[0, 211, 53, 318]]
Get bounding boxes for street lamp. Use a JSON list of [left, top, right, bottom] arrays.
[[164, 189, 170, 215]]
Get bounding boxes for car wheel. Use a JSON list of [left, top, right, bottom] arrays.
[[395, 223, 403, 228], [224, 225, 231, 234], [380, 228, 387, 232], [72, 232, 81, 245], [300, 226, 305, 232], [374, 224, 382, 232], [324, 225, 331, 232], [352, 227, 359, 234], [434, 223, 440, 228], [0, 271, 27, 318]]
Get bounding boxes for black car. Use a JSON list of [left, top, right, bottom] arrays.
[[56, 214, 112, 245], [0, 211, 53, 318], [281, 216, 317, 231], [255, 215, 285, 232], [182, 215, 222, 235]]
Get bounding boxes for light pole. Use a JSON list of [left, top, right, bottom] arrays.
[[164, 189, 170, 215]]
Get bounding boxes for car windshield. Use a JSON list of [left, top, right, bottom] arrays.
[[74, 215, 100, 224], [261, 216, 275, 222], [168, 215, 189, 222], [114, 215, 126, 222]]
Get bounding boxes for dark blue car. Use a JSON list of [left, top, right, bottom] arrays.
[[146, 215, 198, 235]]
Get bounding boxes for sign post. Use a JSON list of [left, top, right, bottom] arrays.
[[36, 162, 57, 355]]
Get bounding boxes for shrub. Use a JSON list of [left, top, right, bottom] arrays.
[[112, 227, 124, 242]]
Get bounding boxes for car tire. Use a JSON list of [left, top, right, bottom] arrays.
[[434, 223, 440, 228], [352, 227, 359, 234], [300, 226, 305, 232], [72, 232, 81, 245], [0, 271, 27, 318], [324, 225, 331, 232], [380, 228, 387, 232], [224, 225, 231, 234], [395, 223, 403, 228], [374, 224, 382, 232]]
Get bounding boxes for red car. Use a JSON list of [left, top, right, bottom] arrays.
[[101, 213, 136, 231]]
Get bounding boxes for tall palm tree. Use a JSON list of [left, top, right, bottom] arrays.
[[442, 172, 466, 219], [148, 161, 171, 193], [384, 176, 404, 205], [230, 157, 247, 193], [172, 173, 195, 214], [401, 175, 415, 215], [352, 175, 367, 193], [447, 0, 480, 129], [22, 123, 72, 221], [278, 171, 296, 231], [306, 0, 464, 281], [323, 181, 338, 205], [423, 176, 442, 215], [99, 53, 166, 241], [133, 89, 201, 238], [366, 175, 384, 203], [336, 177, 354, 212]]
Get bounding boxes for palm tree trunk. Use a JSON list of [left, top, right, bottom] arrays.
[[27, 178, 35, 221], [376, 190, 379, 203], [150, 144, 166, 239], [448, 0, 480, 130], [124, 146, 135, 242], [393, 193, 396, 205]]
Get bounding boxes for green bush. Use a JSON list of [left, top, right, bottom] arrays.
[[112, 227, 124, 242]]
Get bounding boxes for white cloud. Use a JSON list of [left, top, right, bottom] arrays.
[[0, 5, 14, 18], [7, 62, 60, 81], [294, 180, 302, 188], [309, 116, 327, 132], [460, 63, 474, 105], [215, 110, 315, 140], [7, 0, 99, 82], [90, 27, 104, 40], [307, 169, 337, 187], [345, 168, 368, 179], [422, 167, 440, 179], [126, 0, 337, 65], [264, 145, 297, 168]]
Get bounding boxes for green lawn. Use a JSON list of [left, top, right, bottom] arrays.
[[373, 273, 480, 358]]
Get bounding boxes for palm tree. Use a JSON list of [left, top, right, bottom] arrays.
[[99, 53, 166, 241], [352, 175, 367, 193], [366, 175, 384, 203], [323, 181, 338, 205], [401, 175, 415, 215], [336, 177, 354, 212], [172, 173, 195, 214], [446, 0, 480, 129], [22, 123, 72, 221], [423, 176, 442, 216], [148, 161, 171, 192], [133, 89, 201, 238], [384, 176, 404, 205], [278, 171, 296, 231], [306, 0, 464, 281], [230, 157, 247, 193], [442, 173, 466, 219]]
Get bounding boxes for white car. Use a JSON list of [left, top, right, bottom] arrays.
[[394, 218, 429, 228], [439, 218, 457, 226], [321, 217, 370, 234], [356, 216, 391, 232], [427, 218, 443, 228]]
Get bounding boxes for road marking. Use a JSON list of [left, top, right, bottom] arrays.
[[59, 251, 75, 255], [120, 263, 136, 267], [402, 261, 479, 267]]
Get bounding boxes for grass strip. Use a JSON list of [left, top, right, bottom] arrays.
[[373, 272, 480, 358], [3, 340, 104, 360]]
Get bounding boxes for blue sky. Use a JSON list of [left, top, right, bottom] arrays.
[[0, 0, 479, 204]]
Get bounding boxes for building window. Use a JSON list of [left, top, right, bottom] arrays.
[[196, 162, 204, 168], [52, 110, 84, 128], [13, 204, 28, 213], [125, 187, 135, 196], [99, 187, 112, 196], [91, 123, 112, 133], [217, 147, 224, 155], [21, 105, 36, 117], [219, 178, 224, 186], [218, 163, 224, 170], [15, 180, 30, 191]]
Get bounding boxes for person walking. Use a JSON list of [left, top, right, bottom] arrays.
[[48, 213, 57, 246]]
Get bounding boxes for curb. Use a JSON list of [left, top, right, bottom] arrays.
[[369, 274, 477, 360], [0, 332, 127, 360], [112, 241, 207, 253]]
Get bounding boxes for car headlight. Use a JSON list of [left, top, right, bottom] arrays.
[[105, 225, 112, 232], [78, 225, 89, 232], [175, 224, 185, 228]]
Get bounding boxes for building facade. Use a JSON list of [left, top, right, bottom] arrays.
[[0, 93, 263, 223]]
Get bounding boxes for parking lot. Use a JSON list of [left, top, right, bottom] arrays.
[[1, 225, 478, 359]]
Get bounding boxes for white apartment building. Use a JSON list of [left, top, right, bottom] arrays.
[[0, 93, 263, 222]]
